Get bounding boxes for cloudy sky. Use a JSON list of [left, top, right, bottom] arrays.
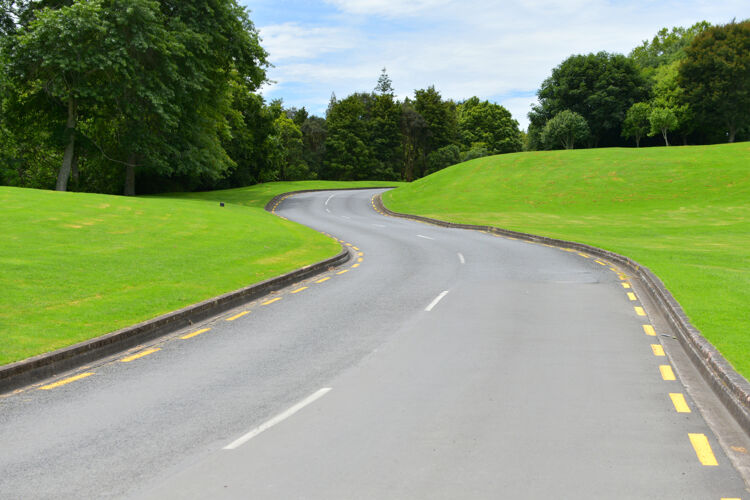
[[242, 1, 747, 129]]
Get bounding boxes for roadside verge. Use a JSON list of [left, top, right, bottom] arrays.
[[374, 193, 750, 437], [0, 190, 356, 394]]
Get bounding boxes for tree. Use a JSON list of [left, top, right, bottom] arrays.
[[621, 102, 651, 147], [426, 144, 460, 175], [400, 101, 429, 182], [541, 110, 590, 150], [370, 90, 403, 180], [649, 62, 694, 144], [679, 20, 750, 143], [8, 0, 113, 191], [374, 68, 394, 95], [300, 115, 327, 178], [273, 114, 309, 180], [323, 93, 377, 180], [648, 106, 677, 146], [458, 97, 522, 154], [630, 21, 710, 77], [414, 86, 458, 156], [533, 52, 649, 147]]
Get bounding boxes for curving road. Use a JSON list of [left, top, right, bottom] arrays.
[[1, 189, 748, 498]]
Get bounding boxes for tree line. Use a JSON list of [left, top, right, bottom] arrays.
[[0, 1, 522, 194], [1, 4, 747, 195], [528, 20, 750, 150]]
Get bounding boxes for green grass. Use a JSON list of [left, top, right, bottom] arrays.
[[384, 143, 750, 378], [0, 180, 399, 366]]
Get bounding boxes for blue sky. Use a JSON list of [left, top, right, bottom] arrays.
[[242, 0, 748, 129]]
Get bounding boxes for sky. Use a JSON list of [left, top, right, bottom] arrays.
[[242, 0, 748, 130]]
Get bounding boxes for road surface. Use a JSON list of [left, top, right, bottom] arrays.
[[1, 189, 747, 499]]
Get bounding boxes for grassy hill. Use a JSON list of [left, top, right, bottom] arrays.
[[0, 180, 397, 366], [383, 143, 750, 378]]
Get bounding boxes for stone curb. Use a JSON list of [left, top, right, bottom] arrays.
[[374, 193, 750, 437], [0, 192, 356, 394]]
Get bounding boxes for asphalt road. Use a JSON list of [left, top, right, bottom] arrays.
[[1, 189, 748, 499]]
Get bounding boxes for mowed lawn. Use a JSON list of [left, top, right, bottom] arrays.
[[384, 143, 750, 378], [0, 181, 396, 366]]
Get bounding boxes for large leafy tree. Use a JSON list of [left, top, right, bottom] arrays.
[[530, 52, 649, 148], [414, 86, 458, 155], [323, 93, 377, 180], [679, 20, 750, 143], [4, 0, 268, 194], [541, 110, 590, 150], [8, 0, 114, 191], [458, 97, 522, 154]]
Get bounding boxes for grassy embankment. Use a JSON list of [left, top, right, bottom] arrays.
[[0, 180, 399, 366], [383, 143, 750, 378]]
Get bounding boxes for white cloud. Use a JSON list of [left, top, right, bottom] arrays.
[[259, 23, 358, 62], [257, 0, 750, 128], [323, 0, 453, 17]]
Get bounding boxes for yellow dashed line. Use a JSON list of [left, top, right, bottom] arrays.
[[227, 311, 250, 321], [316, 277, 330, 284], [345, 243, 352, 247], [594, 260, 607, 266], [688, 433, 719, 466], [669, 393, 691, 413], [643, 324, 656, 336], [660, 365, 676, 381], [357, 252, 364, 257], [351, 263, 360, 268], [181, 328, 211, 340], [262, 297, 282, 306], [621, 283, 631, 289], [651, 344, 665, 356], [635, 306, 646, 316], [577, 253, 590, 258], [627, 292, 637, 301], [121, 348, 160, 363], [352, 246, 359, 251], [357, 257, 363, 263], [336, 269, 349, 275], [290, 286, 308, 294], [39, 372, 94, 390]]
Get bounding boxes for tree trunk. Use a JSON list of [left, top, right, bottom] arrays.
[[71, 148, 80, 187], [635, 135, 641, 148], [56, 97, 77, 191], [123, 153, 136, 196], [728, 124, 736, 143], [662, 128, 669, 146]]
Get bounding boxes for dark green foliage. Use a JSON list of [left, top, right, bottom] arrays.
[[531, 52, 649, 147], [301, 116, 327, 178], [426, 144, 460, 175], [541, 110, 590, 150], [458, 97, 523, 154], [323, 93, 378, 180], [679, 20, 750, 143], [414, 86, 458, 154], [2, 0, 270, 194]]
